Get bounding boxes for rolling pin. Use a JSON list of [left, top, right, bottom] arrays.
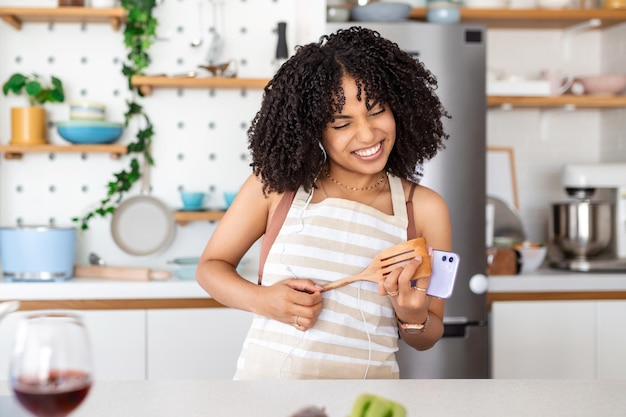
[[74, 265, 171, 281]]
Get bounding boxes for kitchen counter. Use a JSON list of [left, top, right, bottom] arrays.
[[3, 268, 626, 310], [487, 268, 626, 307], [0, 278, 222, 310], [1, 379, 625, 417]]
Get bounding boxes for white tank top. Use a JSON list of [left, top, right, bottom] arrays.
[[234, 174, 409, 380]]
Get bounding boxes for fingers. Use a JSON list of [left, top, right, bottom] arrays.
[[282, 279, 324, 331], [287, 278, 325, 295], [382, 256, 431, 298]]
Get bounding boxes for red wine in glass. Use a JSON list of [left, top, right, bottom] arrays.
[[10, 312, 93, 417], [13, 369, 92, 417]]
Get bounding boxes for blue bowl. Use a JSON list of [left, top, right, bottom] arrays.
[[180, 192, 206, 209], [57, 120, 124, 144], [224, 191, 238, 208]]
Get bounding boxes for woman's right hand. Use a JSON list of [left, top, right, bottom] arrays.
[[260, 278, 324, 331]]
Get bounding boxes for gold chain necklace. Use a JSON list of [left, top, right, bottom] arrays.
[[325, 169, 386, 192]]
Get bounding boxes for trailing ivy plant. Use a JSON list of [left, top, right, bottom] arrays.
[[73, 0, 158, 230]]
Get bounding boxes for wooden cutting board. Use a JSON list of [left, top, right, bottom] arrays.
[[74, 265, 171, 281]]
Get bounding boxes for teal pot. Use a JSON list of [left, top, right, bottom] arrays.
[[0, 226, 77, 282]]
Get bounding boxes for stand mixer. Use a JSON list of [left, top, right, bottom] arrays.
[[549, 163, 626, 272]]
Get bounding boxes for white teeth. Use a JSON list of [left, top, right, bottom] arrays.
[[354, 142, 381, 157]]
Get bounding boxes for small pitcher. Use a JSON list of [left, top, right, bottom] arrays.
[[541, 70, 574, 96]]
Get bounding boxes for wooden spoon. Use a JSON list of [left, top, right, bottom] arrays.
[[323, 237, 431, 291]]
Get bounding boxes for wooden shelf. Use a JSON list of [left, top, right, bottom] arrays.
[[173, 210, 225, 226], [488, 95, 626, 108], [131, 76, 270, 96], [0, 7, 125, 31], [409, 8, 626, 29], [0, 144, 127, 160]]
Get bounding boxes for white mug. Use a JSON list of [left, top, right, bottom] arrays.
[[541, 70, 574, 96]]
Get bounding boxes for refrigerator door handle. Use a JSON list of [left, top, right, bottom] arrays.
[[442, 317, 487, 338]]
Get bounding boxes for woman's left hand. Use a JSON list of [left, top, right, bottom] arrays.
[[377, 255, 431, 322]]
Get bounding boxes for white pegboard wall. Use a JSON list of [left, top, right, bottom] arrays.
[[0, 0, 321, 269]]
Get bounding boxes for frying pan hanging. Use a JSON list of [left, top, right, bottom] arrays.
[[110, 157, 175, 256]]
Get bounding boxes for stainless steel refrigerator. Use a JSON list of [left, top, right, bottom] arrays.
[[326, 21, 488, 378]]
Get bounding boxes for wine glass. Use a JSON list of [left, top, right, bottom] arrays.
[[9, 311, 93, 417]]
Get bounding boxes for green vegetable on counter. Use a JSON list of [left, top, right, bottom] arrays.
[[350, 394, 407, 417]]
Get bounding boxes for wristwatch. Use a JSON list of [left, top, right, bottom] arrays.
[[396, 313, 429, 334]]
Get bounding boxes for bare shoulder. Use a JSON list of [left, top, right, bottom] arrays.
[[238, 173, 287, 221], [402, 180, 448, 210], [401, 179, 452, 250]]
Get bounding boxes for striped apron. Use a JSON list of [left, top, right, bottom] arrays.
[[234, 174, 409, 380]]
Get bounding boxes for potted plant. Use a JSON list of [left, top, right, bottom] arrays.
[[2, 72, 65, 145]]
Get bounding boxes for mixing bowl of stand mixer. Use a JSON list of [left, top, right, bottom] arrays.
[[549, 163, 626, 272], [549, 191, 612, 262]]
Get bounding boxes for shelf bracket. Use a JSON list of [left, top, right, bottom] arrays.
[[4, 152, 23, 160], [109, 17, 122, 31], [1, 14, 21, 30], [563, 18, 601, 62]]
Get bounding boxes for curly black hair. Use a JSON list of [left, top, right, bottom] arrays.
[[248, 26, 450, 195]]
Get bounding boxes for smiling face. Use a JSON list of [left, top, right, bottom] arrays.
[[321, 75, 396, 183]]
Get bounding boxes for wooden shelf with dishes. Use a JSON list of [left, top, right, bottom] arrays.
[[487, 94, 626, 110], [0, 144, 127, 160], [488, 95, 626, 108], [409, 7, 626, 29], [0, 7, 125, 31], [131, 76, 270, 96], [173, 209, 225, 226]]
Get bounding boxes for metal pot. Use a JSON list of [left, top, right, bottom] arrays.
[[0, 226, 76, 282], [549, 201, 612, 258]]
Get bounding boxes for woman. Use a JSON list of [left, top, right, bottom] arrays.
[[196, 26, 452, 379]]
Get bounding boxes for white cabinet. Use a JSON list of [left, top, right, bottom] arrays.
[[0, 307, 252, 381], [491, 300, 626, 379], [83, 310, 146, 380], [597, 301, 626, 379], [491, 301, 596, 379], [0, 310, 146, 381], [147, 308, 252, 380]]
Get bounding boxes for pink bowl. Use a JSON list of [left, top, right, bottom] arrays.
[[575, 74, 626, 96]]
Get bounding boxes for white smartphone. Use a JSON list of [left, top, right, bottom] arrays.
[[426, 249, 460, 299]]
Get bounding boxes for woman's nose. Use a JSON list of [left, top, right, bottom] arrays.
[[354, 119, 376, 143]]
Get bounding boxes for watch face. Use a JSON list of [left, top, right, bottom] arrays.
[[402, 325, 425, 334], [404, 329, 421, 334], [397, 314, 429, 334]]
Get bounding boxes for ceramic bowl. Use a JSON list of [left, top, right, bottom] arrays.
[[537, 0, 571, 8], [69, 100, 106, 121], [327, 6, 350, 22], [575, 74, 626, 96], [171, 257, 247, 280], [224, 191, 237, 208], [56, 120, 123, 144], [463, 0, 508, 7], [171, 257, 200, 280], [427, 2, 460, 23], [516, 246, 547, 272], [180, 192, 206, 209], [350, 2, 412, 21]]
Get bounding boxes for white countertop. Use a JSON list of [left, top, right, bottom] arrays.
[[2, 268, 626, 302], [0, 278, 209, 300], [488, 268, 626, 293], [2, 379, 625, 417]]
